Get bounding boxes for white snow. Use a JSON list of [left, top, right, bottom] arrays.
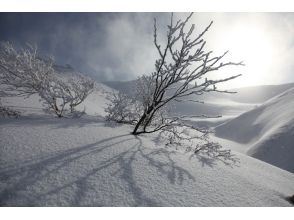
[[215, 87, 294, 173], [1, 82, 294, 206], [1, 116, 294, 206]]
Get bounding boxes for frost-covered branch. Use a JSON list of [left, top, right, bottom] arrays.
[[101, 13, 242, 162], [105, 91, 140, 124], [0, 42, 54, 97], [40, 73, 94, 117], [132, 12, 243, 135], [0, 41, 94, 118], [65, 74, 94, 113]]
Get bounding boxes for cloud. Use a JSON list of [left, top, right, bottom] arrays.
[[0, 12, 294, 87]]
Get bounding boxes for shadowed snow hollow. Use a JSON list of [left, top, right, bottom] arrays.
[[215, 87, 294, 173]]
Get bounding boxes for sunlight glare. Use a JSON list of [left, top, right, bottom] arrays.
[[213, 23, 276, 87]]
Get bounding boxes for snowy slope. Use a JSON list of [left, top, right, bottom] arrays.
[[0, 117, 294, 206], [225, 83, 294, 103], [1, 82, 294, 206], [1, 81, 113, 117], [215, 87, 294, 173]]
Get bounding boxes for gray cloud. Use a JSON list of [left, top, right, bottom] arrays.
[[0, 12, 294, 87]]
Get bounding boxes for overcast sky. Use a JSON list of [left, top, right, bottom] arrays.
[[0, 12, 294, 88]]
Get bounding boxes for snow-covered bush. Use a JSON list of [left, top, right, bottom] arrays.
[[39, 75, 71, 117], [0, 41, 94, 118], [66, 74, 94, 113], [40, 74, 94, 118], [105, 91, 139, 124], [0, 106, 20, 118], [0, 100, 20, 118]]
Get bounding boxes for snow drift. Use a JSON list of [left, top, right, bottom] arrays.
[[215, 87, 294, 173]]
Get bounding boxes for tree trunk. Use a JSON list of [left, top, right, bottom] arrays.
[[132, 105, 155, 135], [132, 113, 147, 135]]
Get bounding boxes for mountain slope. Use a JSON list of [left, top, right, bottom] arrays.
[[215, 87, 294, 173]]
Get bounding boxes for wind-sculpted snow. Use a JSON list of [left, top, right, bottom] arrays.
[[0, 116, 294, 206], [215, 87, 294, 173]]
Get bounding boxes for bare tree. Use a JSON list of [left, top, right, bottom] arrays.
[[132, 13, 244, 135]]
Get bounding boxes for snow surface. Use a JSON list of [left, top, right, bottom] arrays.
[[1, 116, 294, 206], [215, 87, 294, 173], [1, 81, 294, 206]]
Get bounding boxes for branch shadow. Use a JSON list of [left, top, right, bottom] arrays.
[[135, 136, 195, 185], [189, 154, 217, 168], [0, 132, 197, 206], [150, 132, 240, 169], [0, 134, 130, 206]]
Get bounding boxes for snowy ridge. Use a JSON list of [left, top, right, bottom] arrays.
[[215, 87, 294, 173]]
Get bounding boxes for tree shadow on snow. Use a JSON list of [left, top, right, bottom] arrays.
[[0, 133, 197, 207], [151, 132, 239, 169]]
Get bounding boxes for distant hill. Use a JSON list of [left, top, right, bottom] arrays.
[[227, 83, 294, 103], [104, 80, 294, 103]]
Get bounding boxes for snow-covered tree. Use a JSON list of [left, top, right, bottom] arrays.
[[132, 13, 244, 135], [38, 75, 71, 117], [105, 91, 140, 124], [105, 13, 242, 163], [66, 74, 94, 113], [0, 42, 54, 97], [0, 41, 94, 118], [39, 73, 94, 117]]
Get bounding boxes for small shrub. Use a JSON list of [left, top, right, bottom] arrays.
[[0, 105, 20, 118]]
